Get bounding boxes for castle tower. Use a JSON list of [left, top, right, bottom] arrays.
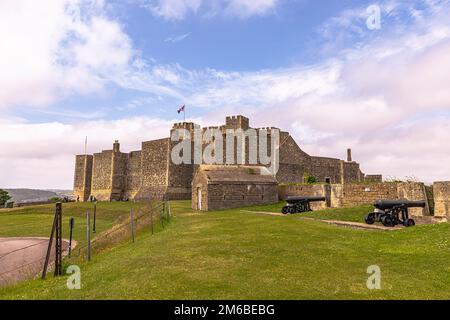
[[73, 154, 93, 202], [225, 115, 249, 130]]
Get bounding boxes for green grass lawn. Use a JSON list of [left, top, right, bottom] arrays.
[[0, 202, 144, 252], [1, 200, 450, 299]]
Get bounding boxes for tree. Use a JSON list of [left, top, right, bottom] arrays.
[[0, 189, 11, 206]]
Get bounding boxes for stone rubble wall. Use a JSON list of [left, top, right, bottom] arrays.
[[279, 181, 432, 217], [434, 182, 450, 218]]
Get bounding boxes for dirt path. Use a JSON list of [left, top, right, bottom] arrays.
[[0, 237, 74, 287]]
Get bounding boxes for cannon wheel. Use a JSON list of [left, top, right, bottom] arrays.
[[365, 213, 376, 225], [282, 207, 289, 215], [382, 215, 394, 227], [404, 219, 416, 227]]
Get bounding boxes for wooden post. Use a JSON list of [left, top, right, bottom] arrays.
[[42, 206, 58, 279], [87, 210, 91, 262], [160, 205, 164, 229], [130, 207, 135, 243]]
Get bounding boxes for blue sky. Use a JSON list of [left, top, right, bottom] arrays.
[[0, 0, 449, 188]]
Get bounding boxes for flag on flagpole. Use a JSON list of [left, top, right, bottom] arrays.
[[177, 104, 186, 121], [177, 105, 185, 114]]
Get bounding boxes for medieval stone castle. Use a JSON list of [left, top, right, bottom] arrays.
[[73, 115, 381, 202]]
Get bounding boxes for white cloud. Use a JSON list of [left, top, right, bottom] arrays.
[[143, 0, 279, 20], [0, 0, 134, 109], [0, 116, 174, 189], [164, 33, 191, 43]]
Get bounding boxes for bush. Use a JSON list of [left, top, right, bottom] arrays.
[[50, 196, 63, 203], [305, 175, 317, 184]]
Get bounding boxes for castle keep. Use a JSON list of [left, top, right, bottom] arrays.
[[74, 115, 379, 202]]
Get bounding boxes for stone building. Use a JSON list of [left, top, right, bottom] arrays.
[[74, 115, 379, 202], [192, 165, 278, 211]]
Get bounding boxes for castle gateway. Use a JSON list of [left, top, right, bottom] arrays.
[[73, 115, 380, 202]]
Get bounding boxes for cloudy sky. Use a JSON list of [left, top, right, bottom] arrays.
[[0, 0, 449, 189]]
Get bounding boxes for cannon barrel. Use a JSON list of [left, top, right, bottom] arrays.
[[286, 196, 326, 203], [374, 200, 426, 210]]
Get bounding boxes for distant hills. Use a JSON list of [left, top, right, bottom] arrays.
[[2, 189, 73, 203]]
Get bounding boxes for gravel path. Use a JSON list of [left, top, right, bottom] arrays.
[[0, 237, 73, 287]]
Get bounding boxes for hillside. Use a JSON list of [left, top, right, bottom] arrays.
[[2, 189, 63, 203]]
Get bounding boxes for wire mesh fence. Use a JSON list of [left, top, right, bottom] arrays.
[[69, 200, 170, 262], [0, 200, 171, 286]]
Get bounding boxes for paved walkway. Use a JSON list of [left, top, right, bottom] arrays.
[[241, 210, 403, 231], [0, 237, 73, 287]]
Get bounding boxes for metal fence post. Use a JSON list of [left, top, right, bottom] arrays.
[[150, 208, 154, 235], [160, 205, 164, 229], [69, 217, 74, 257], [130, 207, 135, 243], [167, 201, 171, 222], [93, 202, 97, 233], [87, 210, 91, 262]]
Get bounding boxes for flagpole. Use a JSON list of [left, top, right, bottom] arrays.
[[84, 136, 88, 156]]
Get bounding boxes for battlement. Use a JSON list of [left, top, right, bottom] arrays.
[[225, 115, 249, 130], [172, 122, 199, 131], [256, 127, 280, 131]]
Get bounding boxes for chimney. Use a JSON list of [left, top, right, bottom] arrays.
[[113, 140, 120, 153], [347, 148, 352, 162]]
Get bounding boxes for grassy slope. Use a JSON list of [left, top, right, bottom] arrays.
[[1, 201, 450, 299], [0, 202, 143, 252]]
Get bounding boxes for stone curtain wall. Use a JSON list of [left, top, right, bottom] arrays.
[[277, 133, 312, 184], [111, 151, 129, 200], [135, 138, 170, 200], [434, 182, 450, 218], [279, 182, 430, 216], [91, 150, 113, 201], [278, 184, 328, 210], [206, 184, 278, 211], [125, 151, 142, 199], [365, 175, 383, 183], [343, 162, 363, 183], [310, 157, 344, 184], [340, 183, 399, 207], [397, 182, 430, 216]]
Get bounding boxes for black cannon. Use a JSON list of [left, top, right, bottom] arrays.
[[365, 200, 426, 227], [282, 196, 326, 214]]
